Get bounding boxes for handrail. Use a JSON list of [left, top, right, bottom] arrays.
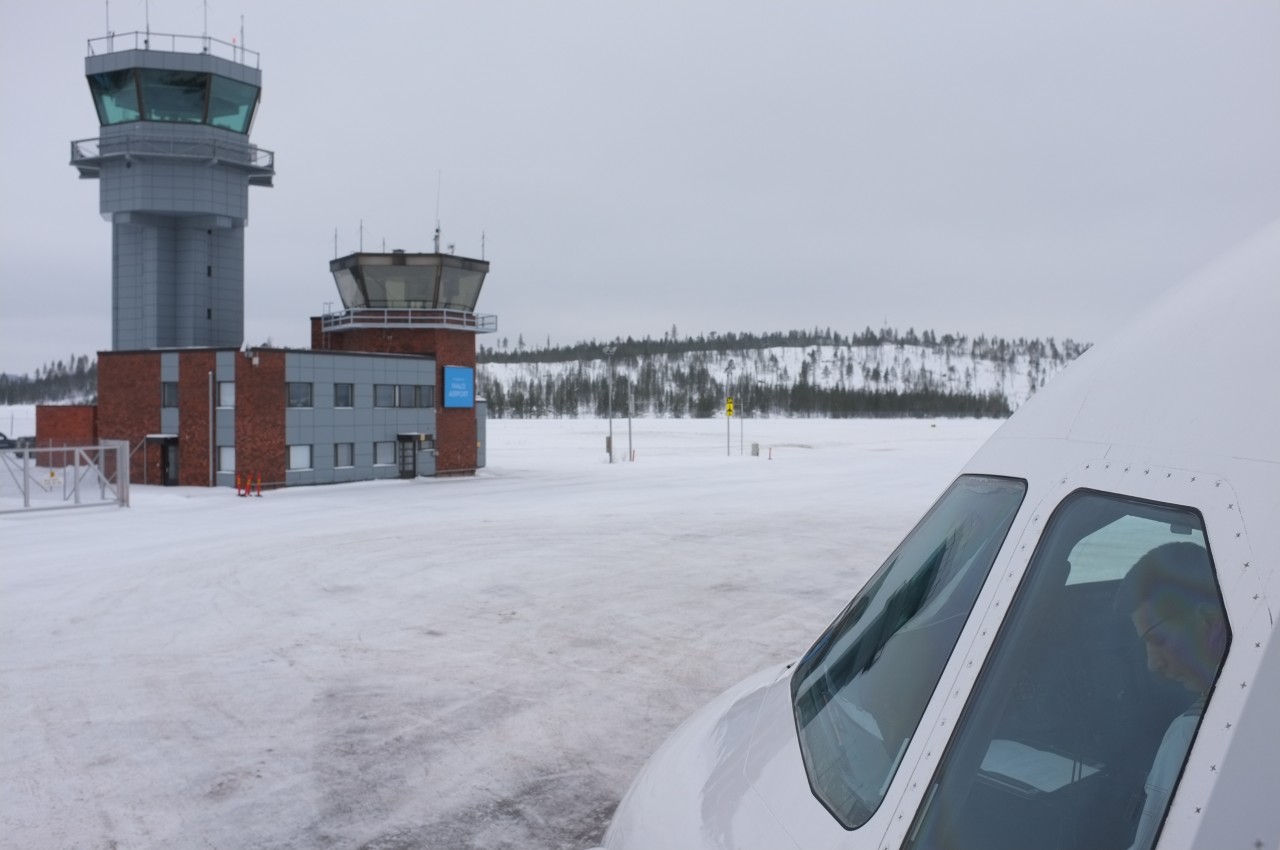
[[88, 31, 260, 68], [321, 308, 498, 334], [71, 136, 275, 171]]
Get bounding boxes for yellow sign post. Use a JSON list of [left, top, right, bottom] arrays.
[[726, 397, 734, 417]]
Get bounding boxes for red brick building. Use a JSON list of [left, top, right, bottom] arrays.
[[37, 251, 494, 488]]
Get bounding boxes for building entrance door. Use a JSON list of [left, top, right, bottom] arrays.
[[161, 440, 179, 486], [397, 436, 417, 479]]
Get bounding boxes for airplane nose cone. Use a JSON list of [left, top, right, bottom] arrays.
[[602, 664, 803, 850]]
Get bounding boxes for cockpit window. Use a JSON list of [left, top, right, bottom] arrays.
[[906, 491, 1229, 850], [792, 475, 1026, 828]]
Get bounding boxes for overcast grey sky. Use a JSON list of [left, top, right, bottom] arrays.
[[2, 1, 1277, 376]]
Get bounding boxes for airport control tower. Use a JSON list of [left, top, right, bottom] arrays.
[[70, 31, 274, 350]]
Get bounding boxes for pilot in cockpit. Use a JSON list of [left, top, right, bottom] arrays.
[[1116, 542, 1228, 850]]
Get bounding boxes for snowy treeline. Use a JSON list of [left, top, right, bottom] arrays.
[[0, 328, 1089, 419], [478, 327, 1088, 419], [0, 355, 97, 404]]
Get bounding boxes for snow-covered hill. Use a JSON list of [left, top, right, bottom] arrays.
[[478, 333, 1086, 418]]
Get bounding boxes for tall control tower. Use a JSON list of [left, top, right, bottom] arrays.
[[71, 31, 274, 350]]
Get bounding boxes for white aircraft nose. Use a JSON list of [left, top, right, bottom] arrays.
[[601, 663, 805, 850]]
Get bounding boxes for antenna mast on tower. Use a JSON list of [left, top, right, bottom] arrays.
[[434, 170, 442, 253]]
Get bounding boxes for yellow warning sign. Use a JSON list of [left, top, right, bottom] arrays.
[[726, 397, 735, 417]]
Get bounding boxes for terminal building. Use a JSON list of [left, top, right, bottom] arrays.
[[37, 31, 494, 487]]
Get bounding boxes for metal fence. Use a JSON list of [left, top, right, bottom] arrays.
[[0, 441, 130, 513], [87, 31, 260, 67], [320, 308, 498, 333], [70, 136, 275, 171]]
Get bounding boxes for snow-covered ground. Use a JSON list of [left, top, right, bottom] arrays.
[[2, 416, 1000, 848]]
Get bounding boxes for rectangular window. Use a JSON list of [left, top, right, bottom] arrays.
[[374, 384, 396, 408], [334, 443, 354, 468], [217, 381, 235, 408], [137, 69, 206, 124], [374, 441, 395, 465], [161, 381, 179, 408], [398, 384, 418, 407], [217, 446, 235, 472], [287, 382, 313, 408], [288, 444, 312, 470], [334, 382, 354, 408], [418, 385, 435, 408]]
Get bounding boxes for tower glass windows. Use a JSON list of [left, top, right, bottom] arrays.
[[86, 70, 259, 133], [138, 70, 207, 123], [438, 265, 487, 311], [208, 76, 259, 132], [328, 254, 489, 310], [88, 70, 141, 124]]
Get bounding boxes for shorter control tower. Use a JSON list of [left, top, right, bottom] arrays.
[[70, 31, 274, 350], [313, 249, 496, 473]]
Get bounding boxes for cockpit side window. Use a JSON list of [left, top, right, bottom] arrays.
[[792, 475, 1026, 828], [906, 491, 1229, 850]]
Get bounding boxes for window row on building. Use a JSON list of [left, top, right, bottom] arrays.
[[163, 381, 436, 410], [218, 440, 436, 473]]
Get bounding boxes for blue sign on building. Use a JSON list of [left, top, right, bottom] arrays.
[[443, 366, 475, 408]]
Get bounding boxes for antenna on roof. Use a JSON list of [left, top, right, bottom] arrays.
[[481, 231, 486, 260], [333, 227, 338, 259], [200, 0, 211, 53], [359, 218, 364, 252], [434, 170, 442, 253], [144, 0, 150, 47]]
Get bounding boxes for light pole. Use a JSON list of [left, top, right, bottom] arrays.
[[725, 359, 736, 457], [604, 344, 616, 463]]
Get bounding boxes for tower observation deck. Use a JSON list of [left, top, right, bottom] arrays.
[[70, 31, 275, 350], [322, 251, 496, 334]]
